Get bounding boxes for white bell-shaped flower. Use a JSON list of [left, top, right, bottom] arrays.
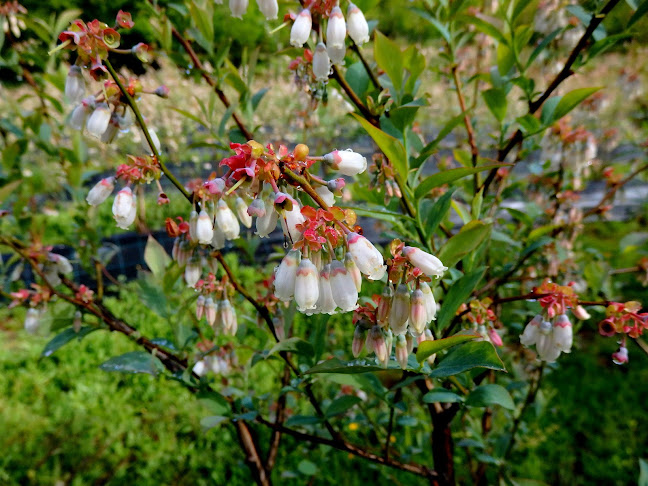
[[235, 197, 253, 228], [329, 260, 358, 312], [323, 149, 367, 176], [65, 65, 86, 103], [395, 334, 408, 370], [326, 6, 346, 49], [216, 200, 240, 240], [409, 289, 427, 335], [274, 250, 300, 302], [112, 187, 137, 229], [328, 43, 346, 66], [553, 314, 573, 353], [184, 260, 201, 288], [312, 42, 331, 82], [86, 103, 112, 138], [347, 232, 386, 280], [282, 196, 305, 243], [229, 0, 248, 18], [315, 184, 335, 207], [419, 281, 437, 321], [196, 210, 214, 245], [389, 284, 410, 335], [347, 2, 370, 45], [256, 0, 278, 19], [69, 97, 95, 130], [403, 246, 447, 278], [520, 314, 542, 346], [294, 258, 319, 312], [344, 252, 362, 292], [24, 308, 41, 334], [290, 8, 312, 47], [315, 263, 337, 315], [86, 177, 114, 206]]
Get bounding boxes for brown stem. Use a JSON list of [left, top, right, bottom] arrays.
[[350, 42, 380, 89], [331, 65, 380, 126], [236, 421, 273, 486], [256, 417, 438, 479], [481, 0, 623, 196], [451, 66, 479, 169], [169, 26, 254, 141], [582, 162, 648, 219]]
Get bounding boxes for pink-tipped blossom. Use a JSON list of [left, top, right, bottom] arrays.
[[220, 300, 238, 335], [205, 178, 226, 196], [344, 252, 362, 292], [352, 325, 365, 358], [389, 284, 410, 335], [247, 197, 266, 218], [553, 314, 573, 353], [86, 177, 114, 206], [324, 149, 367, 176], [520, 314, 543, 346], [612, 346, 628, 365], [196, 295, 206, 320], [409, 289, 427, 335], [290, 9, 312, 47], [216, 200, 240, 240], [112, 187, 137, 229], [347, 3, 370, 45], [395, 334, 408, 369], [488, 327, 503, 347], [329, 260, 358, 312], [274, 250, 300, 302], [294, 258, 319, 312], [205, 297, 216, 326], [572, 305, 591, 320], [326, 6, 346, 49], [347, 232, 386, 280], [419, 281, 437, 321], [403, 246, 447, 279], [315, 264, 337, 314], [69, 97, 95, 130], [185, 261, 201, 288], [376, 284, 393, 327]]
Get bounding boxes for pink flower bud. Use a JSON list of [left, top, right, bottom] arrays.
[[196, 295, 206, 320], [154, 85, 170, 98], [196, 210, 214, 245], [409, 289, 427, 335], [369, 326, 387, 363], [216, 200, 240, 240], [395, 334, 408, 369], [488, 327, 503, 347], [290, 9, 312, 47], [274, 250, 300, 302], [403, 246, 447, 279], [572, 305, 591, 320], [235, 197, 253, 228], [205, 297, 216, 326], [324, 149, 367, 176], [389, 284, 410, 335], [352, 326, 365, 358], [294, 258, 319, 312], [376, 284, 393, 327], [86, 177, 114, 206], [185, 261, 201, 288], [65, 65, 85, 104], [383, 329, 394, 367], [520, 314, 542, 346], [344, 252, 362, 292], [204, 178, 226, 196], [316, 264, 337, 314], [347, 232, 386, 280], [347, 2, 370, 45], [131, 42, 152, 63], [326, 6, 346, 49], [552, 314, 572, 353], [229, 0, 248, 18], [329, 260, 358, 312], [612, 346, 628, 365], [86, 103, 111, 138], [256, 0, 278, 20]]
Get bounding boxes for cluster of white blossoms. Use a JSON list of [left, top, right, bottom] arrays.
[[195, 294, 238, 336], [223, 0, 279, 19], [291, 2, 370, 81], [520, 314, 573, 362]]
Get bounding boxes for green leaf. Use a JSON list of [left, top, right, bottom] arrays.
[[466, 384, 515, 409], [414, 113, 466, 167], [297, 459, 319, 476], [436, 267, 486, 332], [482, 88, 507, 122], [268, 337, 314, 358], [540, 96, 562, 125], [629, 0, 648, 27], [41, 326, 98, 357], [438, 221, 492, 269], [99, 351, 164, 376], [462, 15, 509, 46], [345, 62, 370, 99], [496, 43, 515, 76], [430, 341, 506, 377], [198, 391, 231, 416], [516, 114, 542, 135], [201, 415, 229, 431], [344, 205, 413, 224], [305, 357, 403, 374], [416, 333, 480, 362], [325, 395, 362, 417], [144, 235, 171, 278], [423, 389, 465, 403], [350, 113, 408, 177], [551, 87, 602, 122], [0, 179, 21, 203], [411, 8, 452, 44], [526, 28, 562, 68], [415, 165, 507, 200], [374, 31, 403, 92], [421, 188, 456, 238]]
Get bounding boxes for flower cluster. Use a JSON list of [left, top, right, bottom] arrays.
[[194, 274, 238, 337], [459, 298, 503, 346], [597, 301, 648, 365], [1, 1, 27, 38], [519, 280, 590, 362], [348, 241, 446, 368]]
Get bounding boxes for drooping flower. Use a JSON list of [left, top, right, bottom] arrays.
[[315, 263, 337, 314], [256, 197, 278, 238], [281, 195, 305, 243], [395, 334, 408, 369], [69, 97, 95, 130], [312, 42, 331, 81], [409, 289, 427, 335], [294, 258, 319, 312], [329, 260, 358, 312], [347, 3, 370, 45], [612, 346, 628, 365], [195, 210, 214, 245], [184, 260, 201, 288], [204, 178, 226, 196], [196, 295, 205, 320], [290, 8, 312, 47], [86, 102, 112, 138], [347, 232, 386, 280], [247, 197, 266, 218], [219, 299, 238, 335], [86, 177, 114, 206], [572, 305, 591, 320], [205, 297, 217, 326], [274, 250, 300, 302], [211, 223, 226, 250], [256, 0, 278, 19], [403, 246, 447, 278], [419, 281, 437, 321], [328, 43, 346, 65], [315, 185, 336, 206], [323, 149, 367, 176], [216, 200, 240, 240], [112, 187, 137, 229], [24, 308, 41, 334], [376, 284, 393, 327], [229, 0, 248, 18], [553, 314, 573, 353], [352, 325, 365, 357], [326, 6, 346, 49], [535, 320, 561, 362], [344, 252, 362, 292], [65, 65, 86, 103], [235, 197, 253, 228], [520, 314, 543, 346]]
